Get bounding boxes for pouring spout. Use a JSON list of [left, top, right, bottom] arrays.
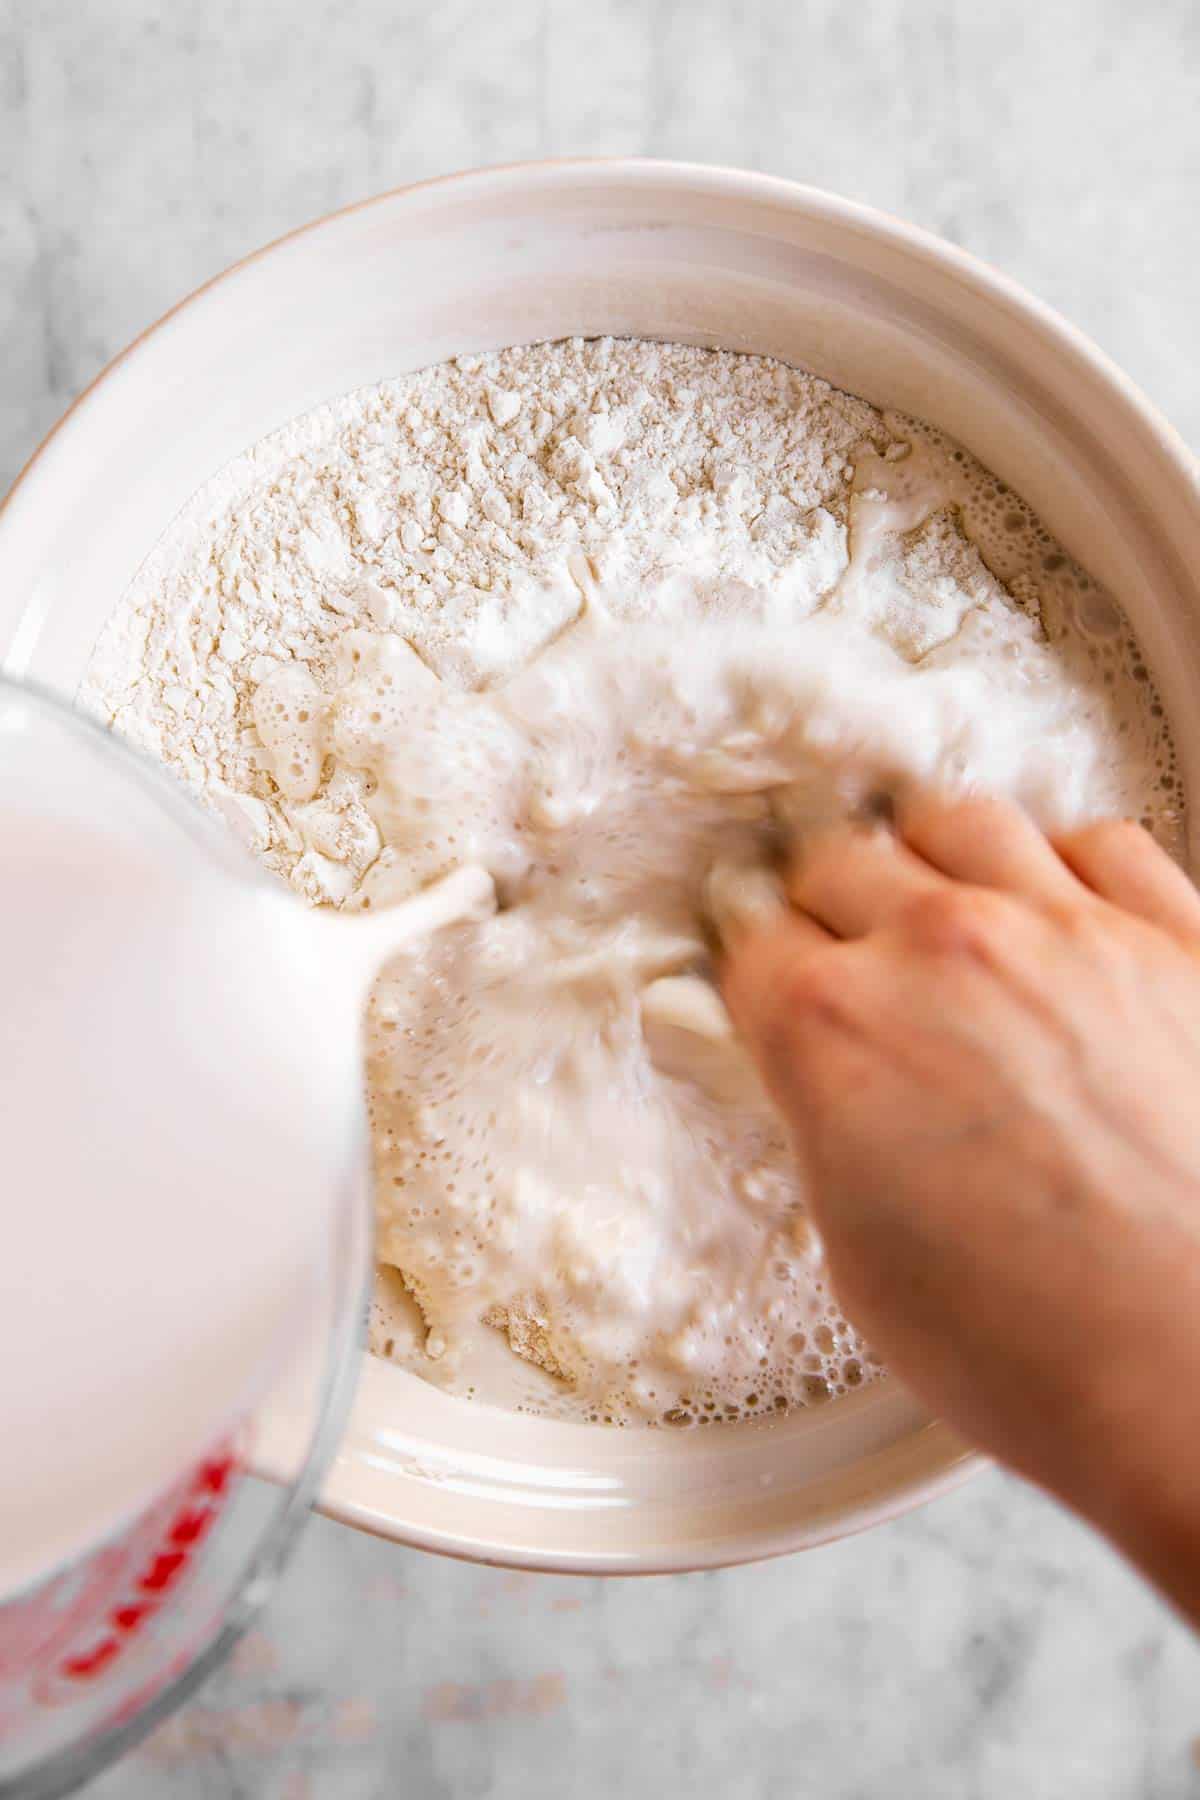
[[301, 864, 498, 998]]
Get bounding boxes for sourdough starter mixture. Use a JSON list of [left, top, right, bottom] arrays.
[[85, 339, 1182, 1426]]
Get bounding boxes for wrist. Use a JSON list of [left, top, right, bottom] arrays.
[[1061, 1392, 1200, 1626]]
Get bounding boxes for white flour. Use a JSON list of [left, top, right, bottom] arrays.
[[85, 338, 1182, 1426]]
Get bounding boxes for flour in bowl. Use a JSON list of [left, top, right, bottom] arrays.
[[84, 338, 1182, 1425]]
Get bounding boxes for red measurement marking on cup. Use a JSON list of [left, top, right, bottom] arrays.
[[51, 1450, 238, 1688], [112, 1604, 152, 1634], [59, 1640, 122, 1682], [0, 1547, 132, 1683], [0, 1440, 244, 1719], [169, 1505, 215, 1548]]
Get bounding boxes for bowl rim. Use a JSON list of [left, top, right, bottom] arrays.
[[311, 1394, 984, 1576], [8, 156, 1196, 1573], [4, 156, 1197, 542]]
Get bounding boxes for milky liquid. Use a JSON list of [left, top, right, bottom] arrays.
[[0, 694, 487, 1597]]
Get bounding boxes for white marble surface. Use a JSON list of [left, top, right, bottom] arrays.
[[3, 2, 1199, 1795]]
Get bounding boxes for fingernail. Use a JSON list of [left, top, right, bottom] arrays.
[[704, 862, 788, 950]]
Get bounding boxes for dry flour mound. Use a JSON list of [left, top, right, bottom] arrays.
[[84, 339, 873, 868], [84, 338, 1182, 1427]]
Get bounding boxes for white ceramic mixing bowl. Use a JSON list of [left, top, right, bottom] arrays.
[[3, 160, 1197, 1573]]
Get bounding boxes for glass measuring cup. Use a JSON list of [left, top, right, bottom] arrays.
[[0, 679, 374, 1798]]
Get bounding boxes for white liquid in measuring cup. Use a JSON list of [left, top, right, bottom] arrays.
[[0, 689, 492, 1600]]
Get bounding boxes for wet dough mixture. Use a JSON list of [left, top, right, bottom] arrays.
[[85, 339, 1181, 1425]]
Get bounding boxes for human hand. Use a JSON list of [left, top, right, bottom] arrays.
[[721, 793, 1200, 1620]]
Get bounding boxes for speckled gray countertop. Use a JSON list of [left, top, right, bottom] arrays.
[[3, 3, 1199, 1796]]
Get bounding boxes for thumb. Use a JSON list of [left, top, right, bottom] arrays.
[[719, 908, 836, 1109]]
